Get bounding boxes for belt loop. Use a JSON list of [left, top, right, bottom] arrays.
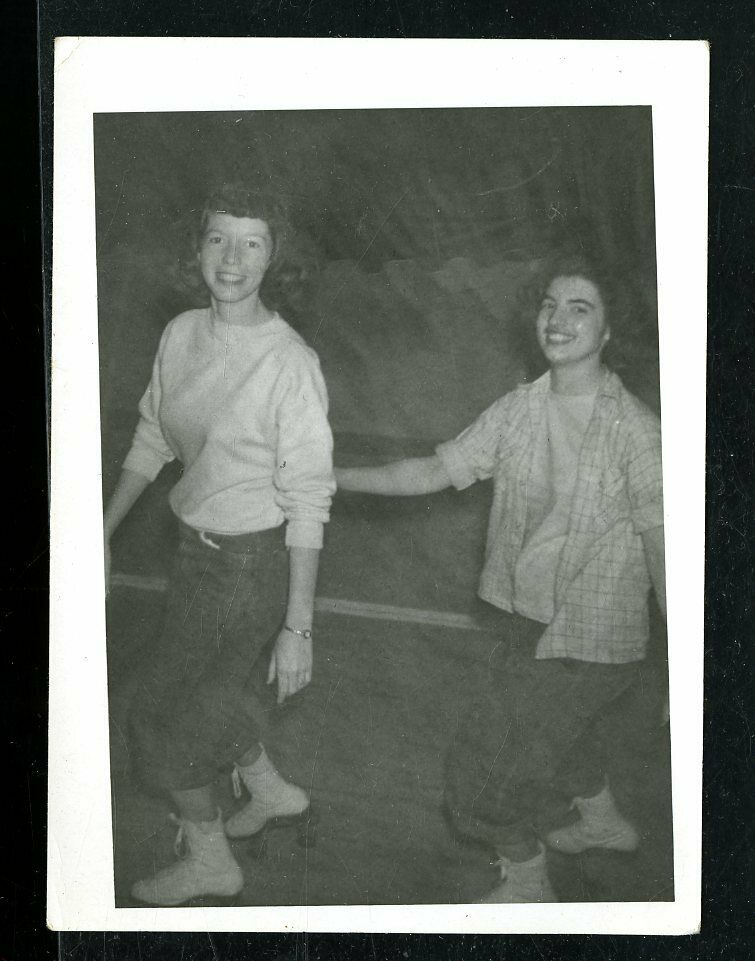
[[198, 530, 221, 550]]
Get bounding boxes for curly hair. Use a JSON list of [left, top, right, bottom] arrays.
[[174, 182, 316, 317], [515, 250, 658, 380]]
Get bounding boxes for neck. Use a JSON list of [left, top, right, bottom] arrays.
[[209, 294, 272, 329], [549, 360, 606, 396]]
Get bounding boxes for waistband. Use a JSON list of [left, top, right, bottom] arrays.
[[179, 521, 284, 554]]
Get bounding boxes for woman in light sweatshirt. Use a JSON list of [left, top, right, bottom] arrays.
[[104, 183, 335, 906]]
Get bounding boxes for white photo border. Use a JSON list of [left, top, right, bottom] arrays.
[[48, 37, 708, 934]]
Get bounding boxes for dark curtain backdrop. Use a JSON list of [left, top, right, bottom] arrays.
[[94, 107, 658, 487]]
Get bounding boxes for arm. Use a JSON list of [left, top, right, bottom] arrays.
[[103, 468, 152, 591], [641, 524, 666, 619], [267, 546, 320, 704], [336, 455, 452, 496], [104, 331, 176, 590], [642, 524, 668, 724], [269, 350, 332, 703], [104, 468, 152, 541]]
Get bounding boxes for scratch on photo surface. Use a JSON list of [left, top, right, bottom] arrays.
[[218, 555, 248, 643], [476, 151, 558, 196], [183, 562, 210, 621], [97, 170, 128, 255], [111, 715, 129, 756], [468, 721, 512, 819], [314, 187, 410, 343], [55, 38, 83, 73]]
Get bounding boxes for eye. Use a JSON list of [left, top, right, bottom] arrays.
[[245, 239, 261, 249], [204, 233, 223, 245]]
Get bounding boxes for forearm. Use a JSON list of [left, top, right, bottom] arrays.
[[104, 468, 151, 540], [285, 546, 321, 631], [642, 525, 666, 618], [336, 455, 451, 496]]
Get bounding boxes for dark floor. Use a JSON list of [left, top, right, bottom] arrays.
[[105, 468, 674, 907]]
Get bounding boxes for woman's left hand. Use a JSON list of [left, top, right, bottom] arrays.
[[267, 629, 313, 704]]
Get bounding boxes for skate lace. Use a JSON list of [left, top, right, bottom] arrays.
[[231, 765, 243, 800], [169, 813, 187, 858]]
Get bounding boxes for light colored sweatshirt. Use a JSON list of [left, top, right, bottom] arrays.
[[122, 308, 335, 549]]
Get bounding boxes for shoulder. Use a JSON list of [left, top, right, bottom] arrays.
[[603, 374, 661, 450], [159, 309, 206, 349], [618, 383, 660, 436], [499, 375, 544, 419], [458, 380, 533, 438], [269, 322, 324, 378]]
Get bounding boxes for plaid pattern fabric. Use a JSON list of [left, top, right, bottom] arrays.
[[436, 371, 663, 663]]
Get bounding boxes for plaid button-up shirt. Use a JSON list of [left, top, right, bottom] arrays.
[[436, 371, 663, 663]]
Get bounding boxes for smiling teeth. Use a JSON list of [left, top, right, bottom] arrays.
[[547, 332, 573, 344]]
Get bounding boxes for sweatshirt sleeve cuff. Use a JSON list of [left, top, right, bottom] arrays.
[[122, 447, 167, 482], [435, 440, 476, 491], [285, 519, 325, 550]]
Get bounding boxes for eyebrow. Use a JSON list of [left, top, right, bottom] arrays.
[[543, 295, 596, 308], [203, 228, 269, 239]]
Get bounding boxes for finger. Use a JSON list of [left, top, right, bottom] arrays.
[[277, 674, 291, 704], [267, 654, 276, 685], [304, 669, 312, 687]]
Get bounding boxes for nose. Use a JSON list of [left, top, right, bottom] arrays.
[[549, 304, 569, 328], [222, 242, 239, 265]]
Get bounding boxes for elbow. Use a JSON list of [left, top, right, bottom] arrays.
[[423, 455, 452, 493]]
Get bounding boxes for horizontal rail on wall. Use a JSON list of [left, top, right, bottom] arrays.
[[109, 572, 484, 632]]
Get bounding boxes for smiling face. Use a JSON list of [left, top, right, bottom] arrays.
[[536, 275, 610, 374], [198, 213, 274, 307]]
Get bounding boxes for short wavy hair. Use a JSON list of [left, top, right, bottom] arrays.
[[515, 250, 658, 380], [174, 182, 315, 316]]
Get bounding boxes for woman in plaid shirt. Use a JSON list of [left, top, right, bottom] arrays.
[[336, 253, 666, 903]]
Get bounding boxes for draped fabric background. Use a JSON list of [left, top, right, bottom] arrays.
[[95, 106, 658, 455], [95, 107, 660, 612]]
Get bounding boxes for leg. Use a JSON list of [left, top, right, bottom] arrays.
[[129, 528, 288, 795], [544, 664, 648, 854], [131, 780, 243, 906], [445, 619, 640, 901], [127, 530, 288, 904], [171, 784, 217, 822], [226, 744, 310, 840]]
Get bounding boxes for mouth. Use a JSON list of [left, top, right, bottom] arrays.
[[216, 272, 247, 284], [544, 329, 576, 346]]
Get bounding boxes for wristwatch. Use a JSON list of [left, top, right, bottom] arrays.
[[284, 624, 312, 640]]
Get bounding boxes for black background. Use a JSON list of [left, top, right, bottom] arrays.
[[4, 0, 752, 958]]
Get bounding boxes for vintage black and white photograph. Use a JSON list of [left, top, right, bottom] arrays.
[[49, 38, 708, 934], [94, 103, 672, 909]]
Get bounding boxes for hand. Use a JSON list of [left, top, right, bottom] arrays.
[[104, 538, 112, 597], [267, 628, 313, 705]]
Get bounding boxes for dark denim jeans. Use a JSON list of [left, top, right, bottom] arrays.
[[445, 610, 654, 853], [128, 523, 288, 793]]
